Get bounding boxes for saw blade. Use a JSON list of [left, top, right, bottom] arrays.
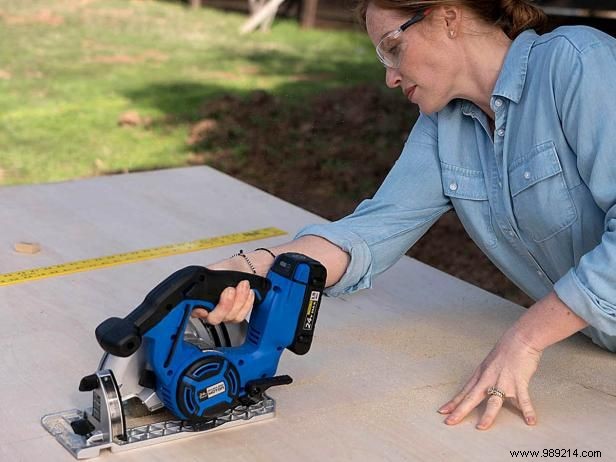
[[184, 318, 248, 350]]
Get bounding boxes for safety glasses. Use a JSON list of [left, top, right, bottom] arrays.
[[375, 9, 430, 69]]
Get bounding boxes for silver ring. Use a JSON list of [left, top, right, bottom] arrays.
[[487, 386, 506, 400]]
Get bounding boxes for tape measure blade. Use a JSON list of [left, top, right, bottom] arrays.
[[0, 227, 286, 286]]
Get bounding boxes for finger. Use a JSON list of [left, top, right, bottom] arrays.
[[476, 394, 504, 430], [516, 387, 537, 426], [207, 287, 236, 325], [191, 307, 209, 319], [438, 368, 482, 414], [226, 280, 250, 322], [444, 384, 489, 425], [234, 289, 255, 323]]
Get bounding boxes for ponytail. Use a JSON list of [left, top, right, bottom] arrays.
[[499, 0, 548, 39]]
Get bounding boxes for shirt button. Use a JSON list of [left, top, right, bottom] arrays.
[[497, 128, 505, 137], [498, 181, 503, 188], [449, 182, 458, 191], [523, 171, 531, 180], [494, 99, 503, 108], [536, 269, 544, 277]]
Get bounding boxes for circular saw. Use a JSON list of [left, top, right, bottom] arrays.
[[42, 253, 326, 459]]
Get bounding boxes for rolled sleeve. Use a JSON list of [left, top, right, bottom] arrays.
[[293, 113, 451, 298], [295, 225, 373, 296], [555, 266, 616, 336], [553, 35, 616, 336]]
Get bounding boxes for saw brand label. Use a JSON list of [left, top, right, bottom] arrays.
[[199, 382, 226, 400], [303, 290, 320, 331]]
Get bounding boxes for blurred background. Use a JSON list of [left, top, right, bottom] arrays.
[[1, 0, 614, 306]]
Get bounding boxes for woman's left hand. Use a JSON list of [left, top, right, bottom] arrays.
[[437, 327, 543, 430]]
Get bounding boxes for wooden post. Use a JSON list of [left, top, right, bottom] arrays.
[[248, 0, 267, 14], [240, 0, 285, 34], [190, 0, 202, 8], [248, 0, 273, 31], [300, 0, 319, 28]]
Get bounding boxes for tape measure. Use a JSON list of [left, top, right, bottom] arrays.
[[0, 227, 287, 287]]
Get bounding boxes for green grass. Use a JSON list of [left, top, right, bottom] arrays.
[[0, 0, 383, 185]]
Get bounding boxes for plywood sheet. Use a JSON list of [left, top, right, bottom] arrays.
[[0, 167, 613, 461]]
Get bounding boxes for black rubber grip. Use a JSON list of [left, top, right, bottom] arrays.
[[95, 266, 270, 357]]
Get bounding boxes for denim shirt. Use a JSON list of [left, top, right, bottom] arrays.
[[296, 26, 616, 352]]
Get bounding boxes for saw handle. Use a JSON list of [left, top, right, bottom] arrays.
[[95, 266, 271, 357]]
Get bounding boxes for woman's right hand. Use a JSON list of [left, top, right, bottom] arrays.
[[191, 279, 255, 324], [190, 258, 258, 324], [191, 235, 347, 325]]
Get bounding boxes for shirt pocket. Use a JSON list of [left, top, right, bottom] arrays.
[[509, 141, 577, 242], [440, 162, 497, 249]]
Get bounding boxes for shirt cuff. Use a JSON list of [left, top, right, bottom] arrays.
[[294, 223, 373, 297], [554, 268, 616, 336]]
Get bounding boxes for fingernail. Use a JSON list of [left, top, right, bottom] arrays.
[[240, 280, 249, 290], [437, 406, 450, 414], [526, 416, 536, 425], [445, 417, 456, 425]]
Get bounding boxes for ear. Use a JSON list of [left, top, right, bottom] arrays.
[[442, 6, 462, 36]]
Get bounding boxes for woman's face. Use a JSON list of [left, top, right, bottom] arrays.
[[366, 3, 460, 114]]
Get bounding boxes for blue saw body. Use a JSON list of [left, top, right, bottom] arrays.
[[93, 253, 326, 421]]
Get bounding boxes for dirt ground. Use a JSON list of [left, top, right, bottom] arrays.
[[186, 85, 534, 307]]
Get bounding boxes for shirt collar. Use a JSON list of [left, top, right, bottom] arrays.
[[491, 29, 538, 104]]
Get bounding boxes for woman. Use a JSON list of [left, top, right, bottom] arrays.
[[195, 0, 616, 430]]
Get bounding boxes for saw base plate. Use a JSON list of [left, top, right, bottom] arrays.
[[41, 396, 275, 459]]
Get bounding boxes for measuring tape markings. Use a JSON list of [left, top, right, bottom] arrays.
[[0, 227, 287, 286]]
